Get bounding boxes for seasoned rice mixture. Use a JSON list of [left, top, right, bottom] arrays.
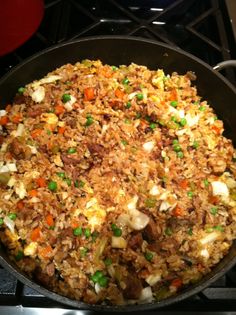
[[0, 60, 236, 305]]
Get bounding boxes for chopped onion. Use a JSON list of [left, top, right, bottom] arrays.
[[15, 123, 25, 137], [145, 272, 162, 286], [95, 282, 102, 294], [149, 185, 160, 196], [211, 181, 229, 197], [6, 163, 17, 172], [64, 95, 76, 111], [128, 209, 150, 230], [127, 195, 139, 211], [111, 236, 127, 249], [199, 231, 220, 245], [3, 216, 15, 233], [139, 287, 154, 303], [200, 248, 209, 259], [7, 177, 16, 187], [143, 141, 155, 153], [31, 86, 45, 103]]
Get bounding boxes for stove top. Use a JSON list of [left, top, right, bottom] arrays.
[[0, 0, 236, 314]]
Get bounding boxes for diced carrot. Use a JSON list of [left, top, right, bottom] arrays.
[[16, 200, 24, 210], [84, 87, 95, 101], [0, 116, 9, 126], [209, 195, 219, 205], [173, 205, 184, 217], [39, 245, 52, 258], [100, 66, 112, 78], [139, 119, 149, 130], [31, 128, 43, 139], [115, 88, 125, 99], [45, 214, 54, 227], [179, 179, 189, 190], [28, 189, 38, 197], [36, 177, 47, 188], [11, 114, 22, 124], [71, 219, 79, 229], [211, 125, 221, 135], [55, 105, 65, 116], [171, 278, 182, 289], [58, 126, 66, 134], [169, 89, 178, 101], [31, 227, 41, 241], [5, 105, 12, 113]]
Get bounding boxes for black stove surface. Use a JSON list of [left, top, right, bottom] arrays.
[[0, 0, 236, 314]]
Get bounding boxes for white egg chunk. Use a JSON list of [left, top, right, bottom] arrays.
[[143, 141, 155, 153], [128, 208, 150, 230], [15, 123, 25, 137], [149, 185, 160, 196], [15, 181, 27, 199], [211, 181, 229, 197], [24, 242, 38, 256], [31, 86, 45, 103], [185, 113, 199, 127]]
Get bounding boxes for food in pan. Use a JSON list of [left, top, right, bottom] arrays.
[[0, 60, 236, 305]]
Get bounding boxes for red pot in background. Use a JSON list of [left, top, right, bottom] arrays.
[[0, 0, 44, 56]]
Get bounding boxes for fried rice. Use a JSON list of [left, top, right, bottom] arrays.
[[0, 59, 236, 305]]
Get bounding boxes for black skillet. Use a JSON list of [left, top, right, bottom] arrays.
[[0, 36, 236, 312]]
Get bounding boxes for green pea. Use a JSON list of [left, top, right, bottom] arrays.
[[210, 207, 218, 215], [8, 213, 17, 221], [172, 139, 179, 145], [84, 228, 91, 238], [0, 218, 3, 225], [85, 116, 94, 127], [188, 228, 193, 236], [125, 102, 131, 109], [57, 172, 65, 179], [62, 94, 71, 103], [150, 123, 157, 130], [112, 66, 118, 71], [199, 105, 206, 111], [180, 118, 187, 127], [145, 252, 153, 261], [73, 227, 83, 236], [170, 100, 178, 107], [187, 191, 193, 198], [177, 151, 184, 158], [91, 270, 103, 283], [122, 78, 130, 85], [213, 225, 224, 232], [165, 227, 172, 236], [18, 87, 25, 94], [104, 258, 112, 266], [48, 181, 57, 192], [67, 147, 76, 154], [192, 141, 199, 149], [136, 93, 144, 100], [98, 275, 109, 287], [203, 179, 209, 187], [15, 250, 24, 261], [121, 139, 128, 145], [173, 144, 181, 152], [113, 228, 122, 237]]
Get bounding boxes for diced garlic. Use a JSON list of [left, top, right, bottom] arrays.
[[64, 95, 76, 111], [111, 236, 127, 249], [143, 141, 155, 153], [24, 242, 38, 256], [199, 231, 220, 245], [149, 185, 160, 196], [200, 248, 209, 259], [146, 271, 162, 286], [31, 86, 45, 103], [211, 181, 229, 197]]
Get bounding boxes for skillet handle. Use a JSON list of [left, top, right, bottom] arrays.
[[213, 60, 236, 71]]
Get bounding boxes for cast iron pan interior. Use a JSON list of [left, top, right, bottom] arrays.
[[0, 36, 236, 311]]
